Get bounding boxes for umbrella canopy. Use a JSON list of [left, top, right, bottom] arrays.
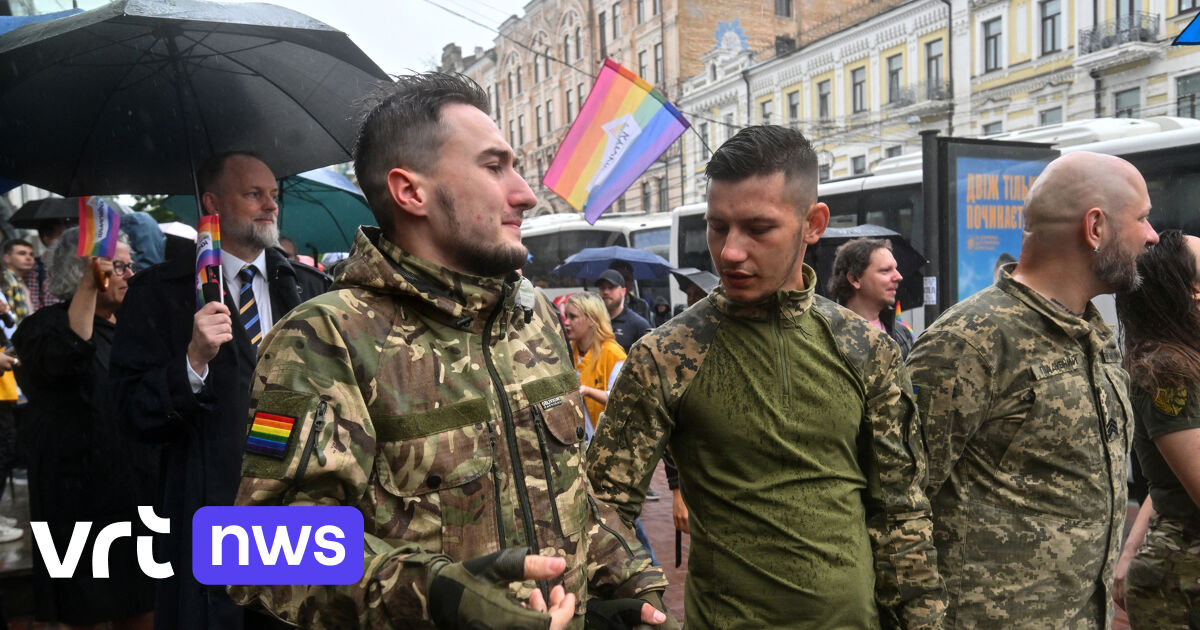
[[10, 197, 79, 228], [0, 0, 390, 196], [162, 167, 374, 253], [553, 245, 675, 280], [669, 267, 720, 294], [806, 224, 927, 309]]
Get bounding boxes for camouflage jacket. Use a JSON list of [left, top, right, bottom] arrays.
[[907, 268, 1132, 629], [588, 265, 946, 630], [231, 227, 665, 629]]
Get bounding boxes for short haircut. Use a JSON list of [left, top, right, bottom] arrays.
[[3, 239, 31, 256], [197, 151, 264, 196], [828, 238, 892, 304], [353, 72, 490, 232], [705, 125, 819, 208]]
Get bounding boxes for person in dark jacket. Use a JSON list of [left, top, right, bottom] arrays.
[[15, 229, 157, 629], [109, 152, 330, 630], [828, 237, 914, 358]]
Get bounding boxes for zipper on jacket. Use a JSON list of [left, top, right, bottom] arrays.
[[483, 419, 507, 548], [286, 401, 327, 504], [774, 309, 790, 401], [531, 405, 564, 534], [482, 285, 541, 554], [587, 495, 635, 557]]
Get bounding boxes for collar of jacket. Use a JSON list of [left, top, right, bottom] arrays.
[[995, 263, 1112, 344], [709, 263, 818, 322], [338, 226, 517, 329]]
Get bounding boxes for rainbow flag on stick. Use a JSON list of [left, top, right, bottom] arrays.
[[195, 215, 223, 310], [76, 196, 121, 259], [543, 59, 690, 224]]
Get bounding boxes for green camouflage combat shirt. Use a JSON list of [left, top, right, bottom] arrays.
[[907, 267, 1132, 630], [587, 265, 946, 630], [230, 227, 665, 629]]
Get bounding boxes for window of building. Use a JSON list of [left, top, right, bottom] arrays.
[[1039, 106, 1063, 125], [637, 0, 645, 23], [599, 11, 607, 44], [566, 89, 574, 121], [652, 0, 660, 16], [642, 181, 652, 211], [851, 67, 866, 113], [516, 67, 522, 93], [508, 119, 515, 147], [578, 84, 586, 110], [885, 146, 902, 158], [926, 40, 943, 98], [698, 122, 709, 161], [1178, 73, 1200, 118], [533, 55, 540, 83], [612, 4, 621, 38], [575, 27, 581, 59], [887, 54, 903, 104], [564, 35, 570, 62], [544, 48, 550, 77], [760, 100, 773, 124], [654, 43, 664, 83], [818, 80, 831, 120], [518, 114, 525, 145], [1115, 87, 1140, 118], [982, 121, 1003, 135], [507, 72, 514, 98], [618, 194, 627, 213], [1041, 0, 1061, 54], [658, 177, 669, 212], [546, 99, 554, 132], [639, 50, 648, 78], [852, 156, 867, 175], [983, 18, 1002, 73], [724, 112, 735, 140], [819, 164, 831, 182], [776, 0, 793, 17], [787, 90, 800, 121], [1182, 0, 1198, 12]]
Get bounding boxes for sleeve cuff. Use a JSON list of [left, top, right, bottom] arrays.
[[186, 356, 208, 394]]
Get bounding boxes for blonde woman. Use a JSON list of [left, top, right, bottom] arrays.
[[563, 292, 626, 440]]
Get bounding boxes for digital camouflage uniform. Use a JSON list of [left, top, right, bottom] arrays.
[[231, 227, 666, 629], [588, 265, 946, 630], [907, 267, 1132, 629], [1124, 384, 1200, 629]]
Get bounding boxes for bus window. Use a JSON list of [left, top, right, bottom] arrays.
[[822, 193, 859, 228], [863, 183, 920, 238], [630, 226, 672, 305], [677, 212, 713, 273], [524, 230, 626, 289], [1123, 145, 1200, 235]]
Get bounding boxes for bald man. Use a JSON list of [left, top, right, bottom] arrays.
[[907, 152, 1158, 629]]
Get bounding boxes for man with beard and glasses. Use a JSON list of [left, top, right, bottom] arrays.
[[906, 151, 1158, 629], [110, 152, 330, 630], [229, 73, 672, 630]]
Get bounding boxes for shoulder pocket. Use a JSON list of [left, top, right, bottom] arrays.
[[241, 390, 325, 482]]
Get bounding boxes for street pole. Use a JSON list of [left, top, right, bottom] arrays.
[[921, 129, 942, 324]]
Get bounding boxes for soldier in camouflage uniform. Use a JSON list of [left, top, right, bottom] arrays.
[[907, 151, 1159, 629], [587, 126, 946, 629], [230, 73, 671, 629]]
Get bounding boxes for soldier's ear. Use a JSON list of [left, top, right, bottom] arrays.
[[387, 167, 430, 218]]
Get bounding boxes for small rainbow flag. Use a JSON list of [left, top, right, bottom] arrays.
[[543, 59, 690, 224], [245, 411, 295, 459], [76, 196, 121, 259], [195, 214, 222, 310]]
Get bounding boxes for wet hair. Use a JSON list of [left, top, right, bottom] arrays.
[[704, 125, 818, 208], [47, 227, 132, 300], [353, 72, 490, 233], [1116, 230, 1200, 390], [2, 239, 31, 257], [828, 238, 892, 304], [566, 292, 616, 363], [197, 151, 264, 196]]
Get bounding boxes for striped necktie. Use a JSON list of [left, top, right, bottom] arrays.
[[237, 265, 262, 350]]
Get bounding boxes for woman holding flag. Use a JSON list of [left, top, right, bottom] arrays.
[[14, 222, 157, 629]]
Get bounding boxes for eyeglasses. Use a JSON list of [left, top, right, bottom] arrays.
[[112, 261, 136, 276]]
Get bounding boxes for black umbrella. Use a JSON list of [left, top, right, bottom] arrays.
[[806, 224, 927, 310], [0, 0, 390, 197], [10, 197, 81, 228]]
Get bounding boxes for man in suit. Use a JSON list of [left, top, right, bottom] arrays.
[[110, 152, 330, 630]]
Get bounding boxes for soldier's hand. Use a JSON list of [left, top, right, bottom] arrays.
[[428, 547, 575, 630], [671, 489, 689, 534], [187, 302, 232, 374], [583, 596, 672, 629], [527, 582, 576, 630]]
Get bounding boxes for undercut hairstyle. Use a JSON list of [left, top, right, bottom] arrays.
[[705, 125, 819, 209], [2, 239, 31, 257], [828, 238, 892, 304], [353, 72, 490, 232], [1116, 230, 1200, 391], [197, 151, 264, 196], [47, 227, 133, 300]]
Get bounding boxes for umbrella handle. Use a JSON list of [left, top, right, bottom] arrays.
[[91, 258, 109, 290]]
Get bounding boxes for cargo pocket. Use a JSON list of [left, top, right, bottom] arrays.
[[375, 399, 497, 557], [524, 375, 588, 537]]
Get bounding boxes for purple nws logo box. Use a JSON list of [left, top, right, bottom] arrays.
[[192, 506, 364, 585]]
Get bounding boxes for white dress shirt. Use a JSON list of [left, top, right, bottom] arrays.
[[187, 250, 274, 392]]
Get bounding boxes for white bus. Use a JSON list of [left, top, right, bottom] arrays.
[[521, 212, 673, 303]]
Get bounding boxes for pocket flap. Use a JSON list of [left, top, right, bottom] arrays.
[[377, 421, 493, 497]]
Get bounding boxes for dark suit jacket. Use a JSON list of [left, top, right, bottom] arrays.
[[110, 247, 329, 630]]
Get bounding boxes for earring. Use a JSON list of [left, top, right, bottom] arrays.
[[1092, 245, 1100, 254]]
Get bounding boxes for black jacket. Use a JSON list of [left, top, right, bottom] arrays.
[[109, 247, 329, 630]]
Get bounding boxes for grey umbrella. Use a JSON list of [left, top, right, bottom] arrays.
[[0, 0, 390, 197]]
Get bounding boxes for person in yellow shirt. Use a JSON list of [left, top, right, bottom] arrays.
[[563, 292, 626, 439]]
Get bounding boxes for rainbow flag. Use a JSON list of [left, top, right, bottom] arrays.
[[543, 59, 690, 224], [245, 411, 296, 458], [76, 196, 121, 259], [195, 214, 222, 310]]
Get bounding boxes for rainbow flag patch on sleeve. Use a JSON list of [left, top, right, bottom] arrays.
[[246, 411, 296, 459]]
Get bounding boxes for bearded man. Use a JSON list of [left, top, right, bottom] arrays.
[[110, 152, 330, 630], [907, 151, 1159, 629]]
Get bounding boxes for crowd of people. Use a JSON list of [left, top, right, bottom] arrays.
[[0, 68, 1193, 630]]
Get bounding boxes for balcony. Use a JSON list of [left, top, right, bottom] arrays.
[[1076, 13, 1162, 70], [884, 80, 952, 116]]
